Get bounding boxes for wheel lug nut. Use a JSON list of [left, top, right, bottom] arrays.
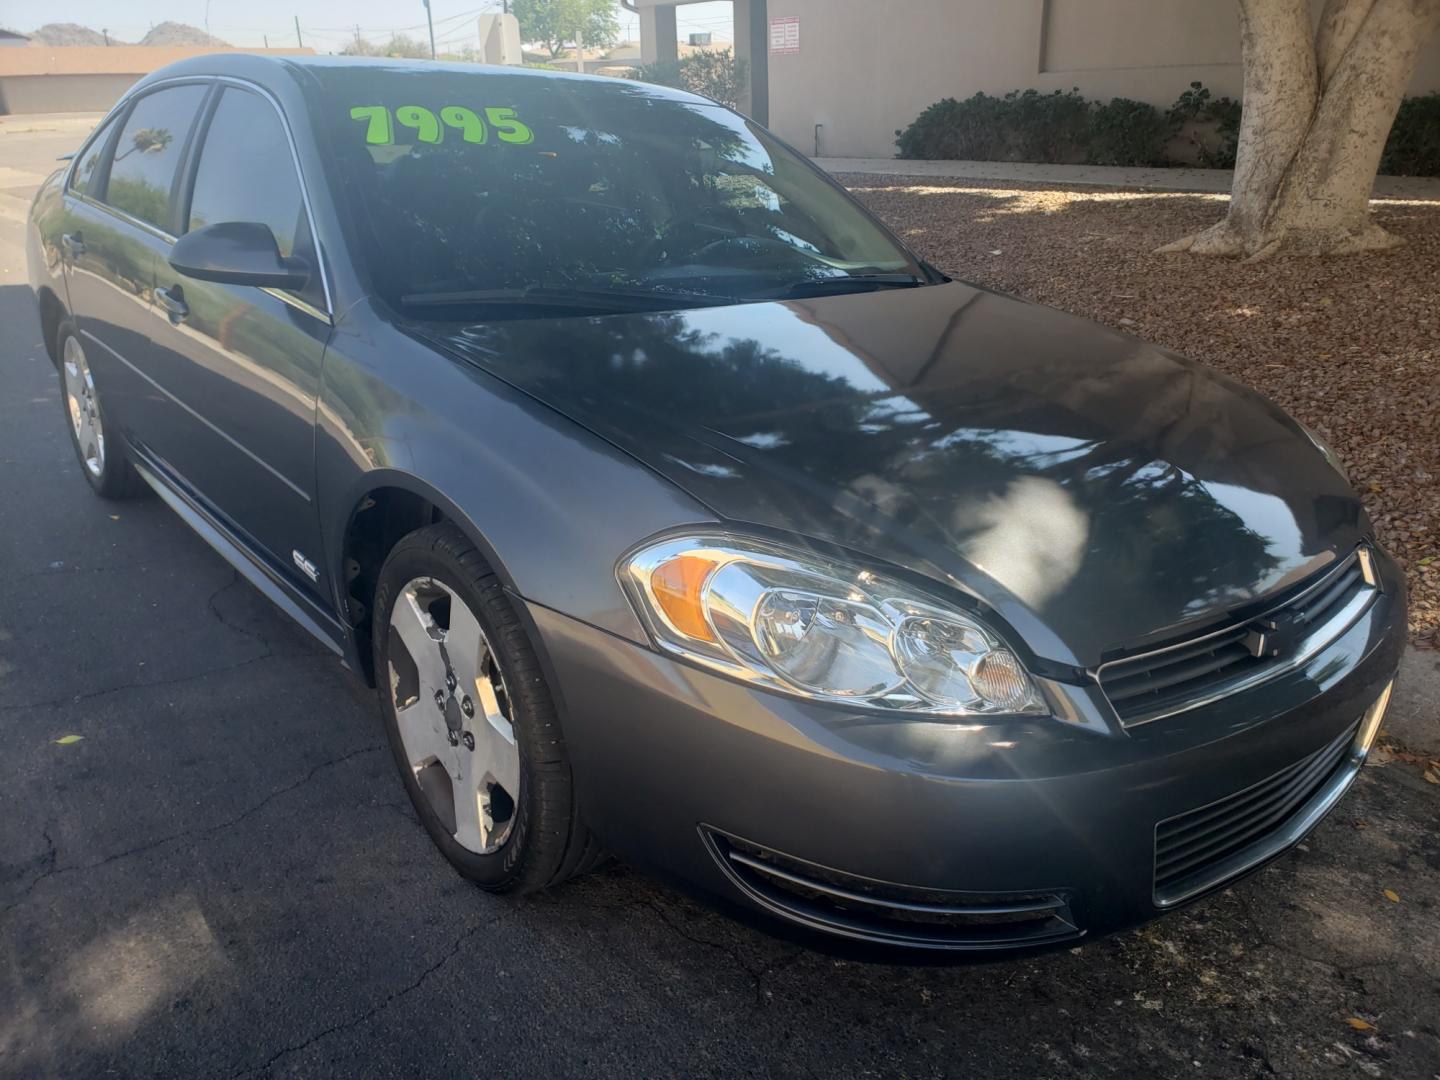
[[462, 732, 475, 751], [433, 689, 445, 710], [461, 696, 474, 718], [448, 730, 460, 746], [445, 672, 457, 692]]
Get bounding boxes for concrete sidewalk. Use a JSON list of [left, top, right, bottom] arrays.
[[818, 157, 1440, 201]]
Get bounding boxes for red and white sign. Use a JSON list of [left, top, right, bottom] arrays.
[[769, 16, 800, 55]]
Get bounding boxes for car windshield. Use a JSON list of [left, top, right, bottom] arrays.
[[307, 64, 926, 317]]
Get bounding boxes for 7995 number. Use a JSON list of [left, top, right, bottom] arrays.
[[349, 105, 535, 146]]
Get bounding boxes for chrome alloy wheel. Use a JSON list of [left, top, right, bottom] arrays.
[[388, 576, 520, 855], [63, 335, 105, 477]]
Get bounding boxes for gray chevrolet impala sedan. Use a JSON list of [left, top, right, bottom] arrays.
[[26, 55, 1405, 957]]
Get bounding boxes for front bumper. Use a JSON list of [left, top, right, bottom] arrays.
[[525, 546, 1406, 958]]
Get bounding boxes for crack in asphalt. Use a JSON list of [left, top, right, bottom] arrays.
[[0, 828, 57, 896], [0, 745, 384, 919], [1, 573, 279, 713], [627, 897, 801, 1007], [0, 651, 279, 712], [206, 571, 273, 652], [221, 912, 506, 1078]]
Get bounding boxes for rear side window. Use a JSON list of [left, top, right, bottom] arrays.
[[71, 116, 117, 197], [104, 84, 209, 232], [187, 87, 322, 307]]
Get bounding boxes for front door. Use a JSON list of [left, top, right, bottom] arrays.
[[145, 83, 334, 605]]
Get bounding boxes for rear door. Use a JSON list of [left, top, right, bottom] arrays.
[[146, 83, 334, 604], [60, 82, 211, 444]]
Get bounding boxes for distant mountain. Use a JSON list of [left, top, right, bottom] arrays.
[[30, 22, 112, 45], [139, 21, 228, 47]]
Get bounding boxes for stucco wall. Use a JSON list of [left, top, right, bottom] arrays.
[[762, 0, 1440, 158], [0, 73, 142, 114], [0, 46, 313, 115]]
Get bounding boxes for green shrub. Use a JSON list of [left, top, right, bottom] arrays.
[[1004, 88, 1090, 163], [893, 88, 1087, 162], [894, 93, 1009, 160], [1088, 97, 1171, 166], [1168, 81, 1241, 168], [895, 80, 1438, 176], [632, 50, 748, 109], [1382, 93, 1440, 176]]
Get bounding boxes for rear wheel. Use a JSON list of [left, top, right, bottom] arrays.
[[59, 328, 144, 499], [373, 523, 602, 892]]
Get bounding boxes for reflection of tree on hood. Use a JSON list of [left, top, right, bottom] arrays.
[[440, 307, 1283, 622]]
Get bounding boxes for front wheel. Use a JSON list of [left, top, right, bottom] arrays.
[[372, 523, 602, 893], [58, 327, 145, 499]]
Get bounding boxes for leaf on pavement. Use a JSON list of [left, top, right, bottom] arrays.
[[1423, 769, 1440, 785], [1383, 888, 1400, 903], [53, 734, 83, 745], [1345, 1017, 1376, 1032]]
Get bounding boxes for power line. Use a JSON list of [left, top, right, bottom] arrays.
[[306, 4, 492, 34]]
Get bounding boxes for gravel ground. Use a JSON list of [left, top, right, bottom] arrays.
[[841, 177, 1440, 649]]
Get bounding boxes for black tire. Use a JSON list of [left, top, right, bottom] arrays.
[[57, 324, 146, 500], [373, 522, 604, 893]]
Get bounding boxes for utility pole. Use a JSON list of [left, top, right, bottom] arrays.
[[101, 28, 110, 45], [263, 33, 269, 47], [294, 15, 303, 47], [423, 0, 437, 58]]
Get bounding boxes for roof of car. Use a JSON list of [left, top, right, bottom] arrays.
[[133, 52, 718, 108]]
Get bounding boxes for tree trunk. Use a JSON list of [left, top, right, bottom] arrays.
[[1162, 0, 1440, 258]]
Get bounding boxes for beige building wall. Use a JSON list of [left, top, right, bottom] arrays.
[[0, 73, 142, 113], [756, 0, 1440, 157], [0, 45, 313, 115]]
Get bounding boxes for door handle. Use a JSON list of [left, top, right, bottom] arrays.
[[60, 232, 86, 257], [156, 285, 190, 323]]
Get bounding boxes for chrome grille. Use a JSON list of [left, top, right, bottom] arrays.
[[1153, 721, 1358, 904], [1098, 548, 1377, 727]]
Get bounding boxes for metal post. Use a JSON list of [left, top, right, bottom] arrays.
[[424, 0, 437, 58], [294, 15, 303, 46]]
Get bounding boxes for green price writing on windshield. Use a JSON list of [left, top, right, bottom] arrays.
[[349, 105, 535, 146]]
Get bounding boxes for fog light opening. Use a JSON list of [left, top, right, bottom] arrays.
[[1355, 680, 1395, 755]]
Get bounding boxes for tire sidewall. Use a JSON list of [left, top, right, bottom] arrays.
[[373, 536, 535, 890]]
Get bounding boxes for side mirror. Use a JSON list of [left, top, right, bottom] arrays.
[[168, 221, 310, 290]]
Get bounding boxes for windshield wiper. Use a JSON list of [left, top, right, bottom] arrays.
[[758, 273, 928, 300], [399, 284, 735, 312]]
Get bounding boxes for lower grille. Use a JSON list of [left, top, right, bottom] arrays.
[[1153, 721, 1358, 904], [703, 829, 1081, 950]]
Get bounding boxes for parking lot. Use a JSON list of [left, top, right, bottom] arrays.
[[2, 113, 1439, 1080]]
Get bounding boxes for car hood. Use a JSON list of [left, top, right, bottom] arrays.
[[422, 281, 1366, 667]]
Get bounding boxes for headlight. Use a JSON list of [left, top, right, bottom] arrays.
[[1298, 421, 1350, 483], [619, 534, 1048, 717]]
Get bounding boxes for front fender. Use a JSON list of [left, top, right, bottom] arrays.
[[315, 308, 719, 649]]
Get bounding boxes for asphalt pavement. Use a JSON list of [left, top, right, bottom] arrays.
[[2, 113, 1438, 1080]]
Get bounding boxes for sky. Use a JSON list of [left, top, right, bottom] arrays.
[[0, 0, 738, 51]]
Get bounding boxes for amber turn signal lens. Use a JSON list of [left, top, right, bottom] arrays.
[[650, 554, 721, 642]]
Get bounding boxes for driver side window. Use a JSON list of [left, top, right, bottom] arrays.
[[186, 86, 324, 310]]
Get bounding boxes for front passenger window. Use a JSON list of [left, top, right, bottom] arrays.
[[104, 84, 209, 232], [187, 87, 323, 309]]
